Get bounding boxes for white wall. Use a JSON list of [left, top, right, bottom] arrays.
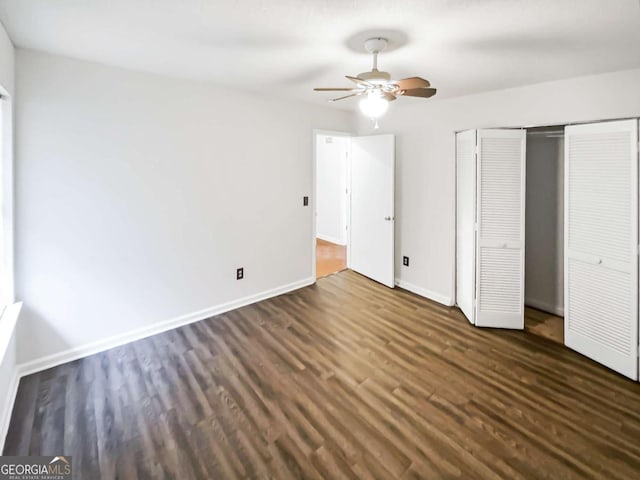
[[0, 19, 15, 453], [14, 49, 353, 365], [316, 134, 348, 245], [0, 21, 14, 96], [359, 68, 640, 305], [525, 133, 564, 315]]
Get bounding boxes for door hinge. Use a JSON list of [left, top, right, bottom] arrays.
[[474, 222, 478, 231], [475, 144, 479, 155]]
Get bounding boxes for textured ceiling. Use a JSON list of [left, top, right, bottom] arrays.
[[0, 0, 639, 109]]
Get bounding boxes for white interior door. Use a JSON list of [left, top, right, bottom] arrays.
[[475, 129, 526, 329], [350, 134, 395, 288], [564, 119, 638, 380], [456, 130, 477, 324]]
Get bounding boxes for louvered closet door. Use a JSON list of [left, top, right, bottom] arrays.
[[475, 129, 526, 329], [456, 130, 477, 324], [565, 120, 638, 380]]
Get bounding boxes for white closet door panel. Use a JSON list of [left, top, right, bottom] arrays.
[[456, 130, 476, 324], [567, 259, 632, 353], [476, 129, 526, 329], [565, 119, 638, 380], [479, 137, 523, 242], [568, 131, 633, 262], [478, 246, 521, 311]]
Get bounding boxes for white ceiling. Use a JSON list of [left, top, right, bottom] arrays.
[[0, 0, 639, 109]]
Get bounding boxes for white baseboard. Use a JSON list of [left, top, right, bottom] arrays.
[[525, 298, 564, 317], [395, 278, 454, 306], [316, 234, 346, 246], [0, 369, 19, 454], [17, 277, 315, 378]]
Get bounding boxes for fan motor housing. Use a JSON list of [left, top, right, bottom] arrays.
[[357, 70, 391, 84], [364, 37, 388, 54]]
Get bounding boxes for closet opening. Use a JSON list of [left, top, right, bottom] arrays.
[[524, 126, 565, 344], [456, 119, 639, 379]]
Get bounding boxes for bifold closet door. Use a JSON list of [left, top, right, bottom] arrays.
[[475, 129, 526, 329], [456, 130, 476, 324], [565, 120, 638, 380]]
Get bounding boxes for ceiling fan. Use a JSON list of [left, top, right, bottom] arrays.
[[314, 37, 436, 125]]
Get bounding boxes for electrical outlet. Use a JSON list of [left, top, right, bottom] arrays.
[[303, 196, 309, 206], [236, 267, 244, 280], [403, 256, 409, 267]]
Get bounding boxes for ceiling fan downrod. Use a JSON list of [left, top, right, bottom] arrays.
[[364, 37, 387, 71]]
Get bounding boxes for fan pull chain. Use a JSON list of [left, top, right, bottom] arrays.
[[373, 118, 380, 129]]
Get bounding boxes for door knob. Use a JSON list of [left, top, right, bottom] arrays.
[[385, 216, 392, 221]]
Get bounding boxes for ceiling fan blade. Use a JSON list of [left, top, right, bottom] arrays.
[[398, 87, 437, 98], [314, 87, 360, 92], [329, 91, 365, 102], [396, 77, 431, 90], [346, 75, 374, 87]]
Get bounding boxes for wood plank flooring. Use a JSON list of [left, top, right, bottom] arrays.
[[316, 238, 346, 279], [4, 270, 640, 479], [524, 306, 564, 344]]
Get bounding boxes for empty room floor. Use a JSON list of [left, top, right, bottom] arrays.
[[524, 307, 564, 344], [4, 271, 640, 478], [316, 238, 346, 278]]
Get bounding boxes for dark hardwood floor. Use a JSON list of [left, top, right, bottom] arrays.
[[4, 270, 640, 479], [524, 306, 564, 345]]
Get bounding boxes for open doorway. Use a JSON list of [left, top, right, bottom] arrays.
[[524, 126, 564, 344], [312, 131, 396, 286], [314, 132, 349, 279]]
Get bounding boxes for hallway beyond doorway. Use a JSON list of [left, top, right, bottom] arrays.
[[316, 238, 346, 278]]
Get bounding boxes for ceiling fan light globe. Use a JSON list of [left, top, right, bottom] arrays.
[[359, 92, 389, 118]]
